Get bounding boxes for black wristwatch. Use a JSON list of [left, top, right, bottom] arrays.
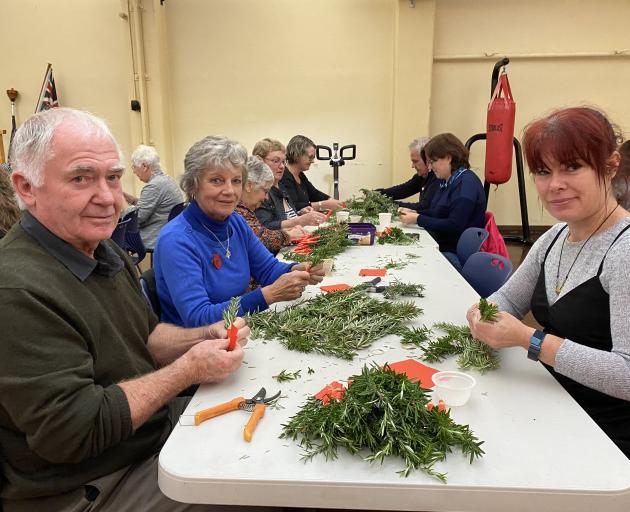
[[527, 329, 546, 361]]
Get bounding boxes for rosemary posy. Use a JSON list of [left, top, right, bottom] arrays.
[[281, 364, 484, 481]]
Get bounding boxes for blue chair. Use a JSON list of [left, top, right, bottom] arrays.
[[168, 202, 186, 221], [110, 218, 131, 249], [122, 209, 147, 265], [443, 227, 489, 270], [461, 252, 513, 298]]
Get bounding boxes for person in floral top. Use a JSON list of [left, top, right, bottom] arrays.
[[236, 157, 306, 255]]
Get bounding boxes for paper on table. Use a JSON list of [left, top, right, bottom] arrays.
[[358, 268, 387, 277], [315, 381, 346, 405], [320, 284, 352, 292], [387, 359, 439, 389]]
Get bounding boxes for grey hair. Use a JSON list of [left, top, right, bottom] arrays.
[[180, 135, 248, 201], [408, 136, 430, 154], [131, 144, 161, 173], [286, 135, 315, 164], [9, 107, 123, 209], [245, 156, 274, 189]]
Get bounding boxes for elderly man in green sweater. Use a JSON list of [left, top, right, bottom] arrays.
[[0, 108, 269, 512]]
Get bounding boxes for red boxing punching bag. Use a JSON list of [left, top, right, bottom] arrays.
[[485, 72, 516, 185]]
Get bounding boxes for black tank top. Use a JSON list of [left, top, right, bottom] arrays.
[[531, 223, 630, 457]]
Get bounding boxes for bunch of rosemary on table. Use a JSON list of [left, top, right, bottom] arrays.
[[284, 223, 353, 265], [377, 226, 416, 245], [247, 286, 420, 360], [382, 280, 425, 299], [345, 189, 398, 223], [400, 299, 500, 372], [281, 364, 484, 481]]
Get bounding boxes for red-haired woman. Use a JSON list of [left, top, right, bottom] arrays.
[[466, 107, 630, 457]]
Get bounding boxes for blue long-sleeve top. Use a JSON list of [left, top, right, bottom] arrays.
[[417, 167, 486, 252], [153, 200, 294, 327]]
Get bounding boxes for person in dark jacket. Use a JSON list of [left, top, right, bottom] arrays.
[[399, 133, 486, 253], [376, 137, 439, 211]]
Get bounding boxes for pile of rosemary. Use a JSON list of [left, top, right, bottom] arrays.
[[402, 322, 499, 373], [399, 299, 500, 372], [382, 280, 425, 299], [284, 223, 353, 265], [247, 286, 420, 360], [345, 189, 398, 223], [281, 364, 484, 481], [377, 226, 416, 245]]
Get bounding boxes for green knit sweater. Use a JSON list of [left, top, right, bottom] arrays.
[[0, 222, 167, 499]]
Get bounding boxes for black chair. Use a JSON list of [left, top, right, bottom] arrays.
[[168, 202, 186, 221], [140, 268, 161, 317], [110, 218, 131, 249], [122, 209, 147, 265]]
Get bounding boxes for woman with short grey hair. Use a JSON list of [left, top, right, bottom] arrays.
[[236, 157, 306, 255], [154, 136, 324, 327], [123, 144, 183, 249]]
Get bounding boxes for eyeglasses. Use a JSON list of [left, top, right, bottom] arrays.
[[307, 154, 316, 162], [265, 157, 286, 166]]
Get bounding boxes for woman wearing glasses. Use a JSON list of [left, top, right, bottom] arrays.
[[280, 135, 345, 213], [253, 138, 327, 229]]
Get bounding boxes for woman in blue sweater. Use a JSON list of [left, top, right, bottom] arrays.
[[154, 135, 324, 327], [398, 133, 486, 253]]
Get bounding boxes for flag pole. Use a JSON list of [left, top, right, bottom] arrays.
[[35, 63, 52, 113], [6, 88, 19, 164]]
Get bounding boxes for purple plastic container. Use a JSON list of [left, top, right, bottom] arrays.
[[348, 223, 376, 245]]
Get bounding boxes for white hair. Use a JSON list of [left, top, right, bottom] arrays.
[[245, 156, 274, 189], [9, 107, 123, 209], [408, 136, 430, 154], [131, 144, 161, 173]]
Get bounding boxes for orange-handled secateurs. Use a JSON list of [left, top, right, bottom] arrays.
[[191, 387, 281, 442]]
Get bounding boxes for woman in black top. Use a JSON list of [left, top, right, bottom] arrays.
[[280, 135, 344, 213], [252, 138, 325, 230]]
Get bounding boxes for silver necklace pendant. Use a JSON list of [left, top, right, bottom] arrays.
[[226, 248, 231, 259]]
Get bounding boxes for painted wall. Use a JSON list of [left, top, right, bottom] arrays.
[[2, 0, 629, 226], [431, 0, 630, 226], [0, 0, 137, 190]]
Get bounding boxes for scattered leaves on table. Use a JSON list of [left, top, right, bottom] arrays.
[[274, 369, 302, 382], [382, 280, 426, 299], [281, 363, 484, 481]]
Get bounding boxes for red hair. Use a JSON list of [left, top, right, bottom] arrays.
[[522, 107, 621, 180]]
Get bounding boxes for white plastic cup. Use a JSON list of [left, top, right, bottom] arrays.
[[349, 215, 362, 223], [336, 211, 349, 224], [431, 371, 476, 406], [378, 212, 392, 231]]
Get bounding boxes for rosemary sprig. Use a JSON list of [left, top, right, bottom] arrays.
[[417, 322, 500, 373], [248, 287, 420, 360], [478, 298, 499, 321], [281, 364, 484, 481], [274, 369, 302, 382], [400, 325, 433, 347], [377, 226, 416, 246], [382, 280, 425, 299], [345, 189, 399, 224], [284, 223, 353, 265], [223, 296, 240, 328]]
